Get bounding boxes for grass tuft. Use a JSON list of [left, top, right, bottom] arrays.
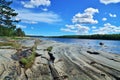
[[47, 46, 53, 52], [19, 47, 36, 69], [0, 42, 21, 49]]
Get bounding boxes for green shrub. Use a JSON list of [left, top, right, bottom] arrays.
[[47, 46, 53, 52], [20, 58, 28, 65], [19, 48, 36, 69]]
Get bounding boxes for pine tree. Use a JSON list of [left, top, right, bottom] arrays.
[[0, 0, 20, 36], [15, 28, 25, 37]]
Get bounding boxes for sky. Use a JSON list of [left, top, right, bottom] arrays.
[[10, 0, 120, 36]]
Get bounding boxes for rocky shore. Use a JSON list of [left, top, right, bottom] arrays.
[[0, 38, 120, 80]]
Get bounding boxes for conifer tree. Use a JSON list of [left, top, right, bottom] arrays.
[[0, 0, 21, 36]]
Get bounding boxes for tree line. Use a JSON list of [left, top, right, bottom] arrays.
[[49, 34, 120, 40], [0, 0, 25, 37]]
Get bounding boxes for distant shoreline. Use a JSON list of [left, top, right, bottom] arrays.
[[26, 34, 120, 40], [42, 37, 120, 41]]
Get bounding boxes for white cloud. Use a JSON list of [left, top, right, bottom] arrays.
[[93, 23, 120, 34], [75, 24, 90, 34], [109, 13, 117, 17], [65, 24, 75, 29], [61, 7, 98, 34], [22, 21, 38, 24], [72, 8, 99, 24], [102, 17, 107, 21], [100, 0, 120, 5], [16, 10, 62, 24], [22, 0, 51, 8], [17, 24, 27, 28], [85, 8, 99, 14], [61, 24, 90, 34]]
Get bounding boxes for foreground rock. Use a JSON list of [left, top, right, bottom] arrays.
[[37, 40, 120, 80], [0, 49, 20, 80], [0, 38, 120, 80]]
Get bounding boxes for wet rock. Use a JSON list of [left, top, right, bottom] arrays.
[[87, 51, 100, 55], [99, 42, 104, 45]]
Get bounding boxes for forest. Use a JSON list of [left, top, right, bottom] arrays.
[[0, 0, 25, 37]]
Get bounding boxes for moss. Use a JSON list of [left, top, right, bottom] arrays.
[[47, 46, 53, 52]]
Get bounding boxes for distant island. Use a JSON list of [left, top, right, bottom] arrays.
[[46, 34, 120, 40]]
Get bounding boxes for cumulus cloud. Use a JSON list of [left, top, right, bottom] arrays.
[[61, 24, 90, 34], [100, 0, 120, 5], [109, 13, 117, 17], [93, 23, 120, 34], [102, 17, 107, 21], [22, 0, 51, 8], [65, 24, 76, 29], [16, 9, 62, 24], [75, 24, 90, 34], [72, 8, 99, 24], [61, 8, 98, 34], [85, 8, 99, 14], [17, 24, 27, 28]]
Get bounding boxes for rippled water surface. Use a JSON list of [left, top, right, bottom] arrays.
[[41, 38, 120, 54]]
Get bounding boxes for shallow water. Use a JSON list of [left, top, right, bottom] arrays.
[[40, 38, 120, 54]]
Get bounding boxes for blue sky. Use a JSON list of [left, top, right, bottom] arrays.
[[11, 0, 120, 36]]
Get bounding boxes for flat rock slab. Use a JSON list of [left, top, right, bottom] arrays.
[[38, 40, 120, 80], [19, 39, 35, 48], [0, 49, 18, 80], [0, 49, 16, 61]]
